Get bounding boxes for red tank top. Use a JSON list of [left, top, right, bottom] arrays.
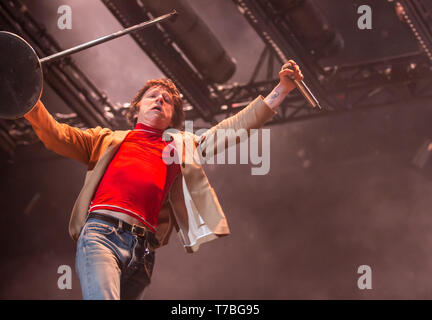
[[89, 123, 181, 232]]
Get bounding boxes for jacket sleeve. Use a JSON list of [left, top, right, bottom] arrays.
[[195, 95, 276, 157], [24, 100, 109, 165]]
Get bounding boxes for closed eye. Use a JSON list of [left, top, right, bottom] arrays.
[[163, 94, 172, 104]]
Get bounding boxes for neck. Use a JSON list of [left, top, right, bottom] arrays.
[[135, 122, 164, 133]]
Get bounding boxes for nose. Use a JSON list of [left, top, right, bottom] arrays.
[[155, 95, 164, 104]]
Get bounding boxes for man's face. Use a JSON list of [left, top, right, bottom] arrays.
[[136, 86, 175, 130]]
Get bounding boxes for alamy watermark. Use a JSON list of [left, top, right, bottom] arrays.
[[57, 5, 72, 30], [57, 264, 72, 290], [357, 265, 372, 290], [357, 5, 372, 30], [162, 121, 271, 176]]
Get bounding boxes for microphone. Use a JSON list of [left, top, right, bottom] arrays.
[[283, 63, 322, 109]]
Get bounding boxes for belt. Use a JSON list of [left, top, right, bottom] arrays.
[[88, 212, 153, 238]]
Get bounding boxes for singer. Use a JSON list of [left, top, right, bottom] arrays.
[[23, 60, 303, 300]]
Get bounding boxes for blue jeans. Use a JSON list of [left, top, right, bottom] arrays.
[[75, 217, 156, 300]]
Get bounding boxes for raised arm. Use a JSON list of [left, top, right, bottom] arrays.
[[24, 100, 110, 165], [196, 60, 303, 153]]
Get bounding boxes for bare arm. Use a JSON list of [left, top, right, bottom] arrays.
[[264, 60, 304, 111], [196, 60, 305, 157]]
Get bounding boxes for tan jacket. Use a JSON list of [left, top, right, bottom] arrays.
[[24, 96, 275, 252]]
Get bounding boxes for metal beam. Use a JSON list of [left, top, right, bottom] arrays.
[[101, 0, 218, 124]]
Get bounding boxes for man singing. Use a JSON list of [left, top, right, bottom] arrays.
[[24, 60, 303, 299]]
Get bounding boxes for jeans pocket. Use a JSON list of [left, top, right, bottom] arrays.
[[85, 221, 115, 236]]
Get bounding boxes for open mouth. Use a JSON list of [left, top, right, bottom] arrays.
[[151, 106, 162, 112]]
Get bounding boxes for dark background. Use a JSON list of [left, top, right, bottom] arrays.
[[1, 0, 432, 299]]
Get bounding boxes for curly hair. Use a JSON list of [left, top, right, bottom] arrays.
[[125, 79, 184, 130]]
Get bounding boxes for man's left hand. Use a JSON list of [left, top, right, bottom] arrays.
[[278, 60, 304, 94]]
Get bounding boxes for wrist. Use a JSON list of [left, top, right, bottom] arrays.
[[275, 82, 291, 97], [264, 83, 290, 111]]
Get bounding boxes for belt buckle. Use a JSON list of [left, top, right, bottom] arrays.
[[130, 224, 145, 237]]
